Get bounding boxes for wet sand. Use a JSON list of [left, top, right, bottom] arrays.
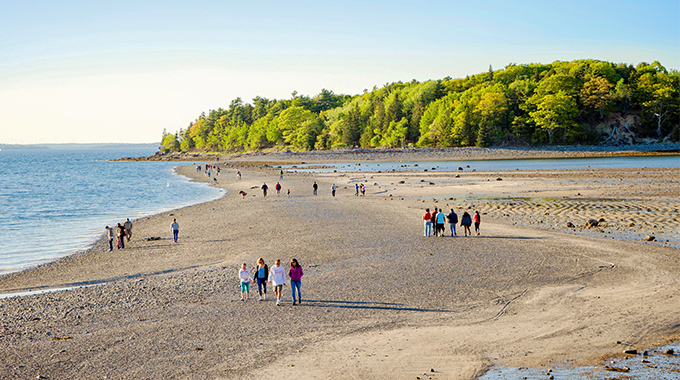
[[1, 150, 679, 379]]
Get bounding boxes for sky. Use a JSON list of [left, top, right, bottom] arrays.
[[1, 0, 678, 144]]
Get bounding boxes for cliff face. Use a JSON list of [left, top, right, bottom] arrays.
[[596, 113, 658, 145]]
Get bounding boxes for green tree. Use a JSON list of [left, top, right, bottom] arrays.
[[276, 106, 321, 150], [614, 79, 632, 111], [159, 129, 180, 152], [581, 77, 613, 118], [528, 91, 578, 143], [341, 104, 363, 147], [475, 91, 508, 142], [452, 102, 475, 146], [189, 119, 210, 149], [639, 70, 679, 138]]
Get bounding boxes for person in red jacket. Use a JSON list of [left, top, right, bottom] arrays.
[[473, 211, 481, 236], [423, 208, 432, 237]]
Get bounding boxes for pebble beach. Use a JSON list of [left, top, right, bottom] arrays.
[[2, 145, 680, 379]]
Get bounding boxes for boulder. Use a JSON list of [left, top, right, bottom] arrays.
[[585, 219, 599, 227], [643, 235, 656, 242], [566, 222, 575, 228]]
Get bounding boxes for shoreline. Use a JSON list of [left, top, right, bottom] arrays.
[[0, 165, 225, 280], [2, 152, 679, 379]]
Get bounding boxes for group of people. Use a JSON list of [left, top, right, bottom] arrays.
[[197, 164, 220, 181], [238, 258, 304, 306], [260, 182, 290, 197], [354, 183, 366, 196], [422, 208, 481, 237], [105, 218, 133, 251], [255, 181, 346, 198]]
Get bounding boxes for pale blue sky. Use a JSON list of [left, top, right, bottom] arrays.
[[1, 0, 678, 144]]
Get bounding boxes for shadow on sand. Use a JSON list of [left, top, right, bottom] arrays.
[[302, 299, 455, 313]]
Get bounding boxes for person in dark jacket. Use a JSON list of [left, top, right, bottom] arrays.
[[254, 257, 269, 301], [430, 208, 438, 236], [461, 211, 472, 237], [447, 209, 458, 236]]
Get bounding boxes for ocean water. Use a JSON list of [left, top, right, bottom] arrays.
[[284, 154, 680, 173], [0, 146, 223, 275]]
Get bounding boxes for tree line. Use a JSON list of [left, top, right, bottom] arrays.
[[159, 59, 679, 153]]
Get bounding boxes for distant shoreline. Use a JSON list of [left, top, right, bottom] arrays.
[[0, 142, 159, 150], [116, 142, 680, 163]]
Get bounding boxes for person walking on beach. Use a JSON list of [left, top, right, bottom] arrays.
[[331, 184, 337, 197], [171, 218, 179, 243], [239, 263, 254, 301], [116, 223, 125, 249], [105, 226, 114, 252], [124, 218, 132, 242], [254, 258, 269, 301], [447, 209, 458, 236], [236, 170, 241, 180], [312, 181, 318, 195], [360, 183, 365, 196], [473, 211, 481, 236], [461, 212, 472, 237], [289, 258, 304, 305], [423, 208, 432, 237], [261, 183, 268, 197], [268, 259, 286, 306], [355, 183, 359, 196], [275, 182, 282, 196], [280, 169, 284, 180], [436, 208, 446, 237], [430, 208, 438, 236]]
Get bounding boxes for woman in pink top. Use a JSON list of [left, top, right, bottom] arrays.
[[473, 211, 481, 236], [289, 258, 304, 305]]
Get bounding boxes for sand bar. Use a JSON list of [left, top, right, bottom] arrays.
[[1, 149, 679, 379]]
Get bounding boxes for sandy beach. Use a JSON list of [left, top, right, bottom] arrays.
[[1, 148, 679, 379]]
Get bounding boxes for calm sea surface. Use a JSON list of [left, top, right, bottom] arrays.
[[285, 155, 680, 173], [0, 147, 223, 275]]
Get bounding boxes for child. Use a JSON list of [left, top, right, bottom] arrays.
[[239, 263, 253, 301]]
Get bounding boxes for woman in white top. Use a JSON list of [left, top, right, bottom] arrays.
[[268, 259, 286, 306], [239, 263, 254, 301]]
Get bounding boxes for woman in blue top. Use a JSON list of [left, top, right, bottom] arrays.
[[254, 257, 269, 301]]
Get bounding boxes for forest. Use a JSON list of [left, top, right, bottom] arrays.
[[159, 59, 680, 153]]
